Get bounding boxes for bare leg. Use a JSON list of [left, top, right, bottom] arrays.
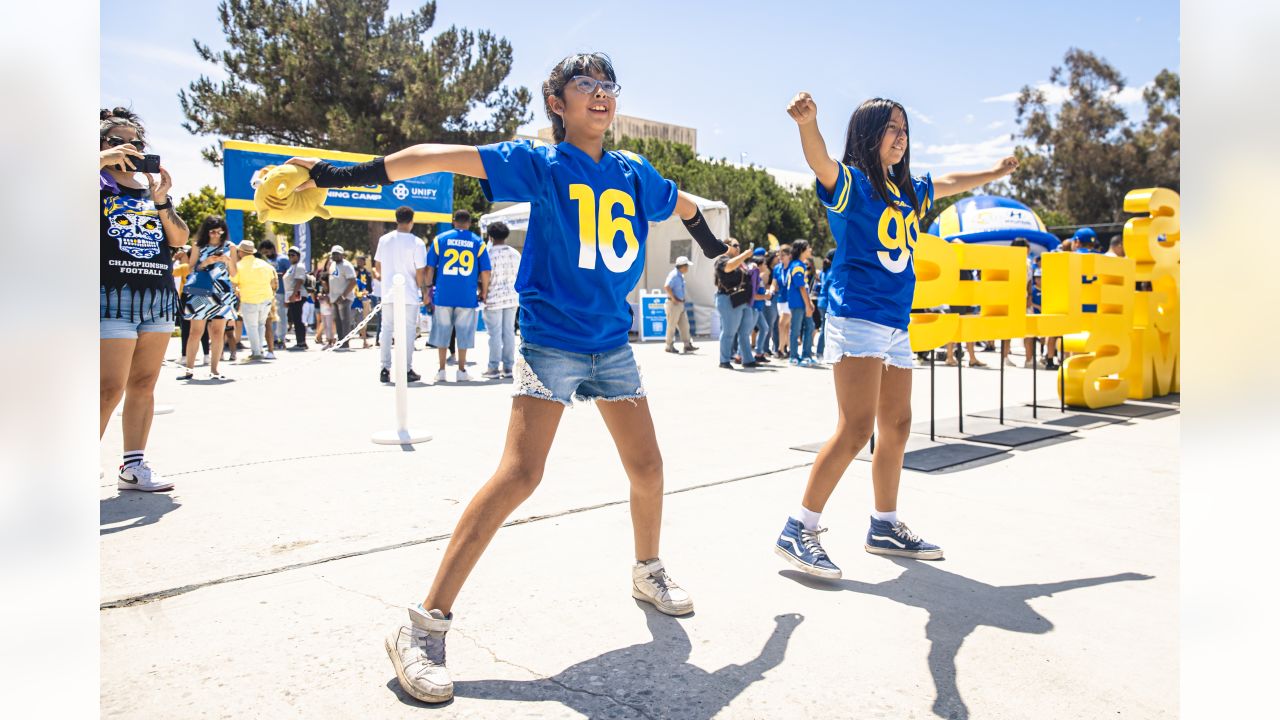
[[184, 318, 206, 370], [120, 332, 169, 451], [437, 346, 448, 371], [869, 366, 912, 512], [100, 339, 136, 439], [208, 321, 227, 374], [457, 348, 468, 370], [800, 357, 883, 512], [422, 396, 566, 615], [596, 398, 664, 560]]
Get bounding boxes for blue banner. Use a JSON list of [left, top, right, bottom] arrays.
[[293, 222, 312, 270], [222, 139, 453, 224]]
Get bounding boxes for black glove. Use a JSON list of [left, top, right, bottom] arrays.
[[682, 209, 729, 258]]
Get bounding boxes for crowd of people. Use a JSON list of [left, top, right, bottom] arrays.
[[658, 226, 1122, 375]]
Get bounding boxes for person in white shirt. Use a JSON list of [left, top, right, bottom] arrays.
[[481, 222, 521, 379], [374, 206, 429, 383]]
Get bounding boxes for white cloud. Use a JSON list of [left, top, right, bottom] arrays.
[[963, 113, 975, 124], [984, 80, 1153, 106], [986, 120, 1005, 130], [915, 133, 1015, 170], [905, 106, 935, 125], [102, 41, 226, 78]]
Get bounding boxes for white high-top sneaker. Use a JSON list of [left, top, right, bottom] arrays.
[[117, 462, 174, 492], [631, 558, 694, 616], [385, 606, 453, 704]]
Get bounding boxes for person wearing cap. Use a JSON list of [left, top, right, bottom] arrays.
[[233, 239, 279, 360], [1073, 227, 1099, 314], [283, 247, 310, 349], [749, 247, 773, 362], [815, 248, 836, 358], [327, 245, 358, 349], [663, 256, 696, 354]]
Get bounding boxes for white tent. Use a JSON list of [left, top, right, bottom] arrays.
[[479, 192, 729, 337]]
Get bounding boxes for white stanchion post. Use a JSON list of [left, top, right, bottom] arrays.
[[372, 274, 432, 445]]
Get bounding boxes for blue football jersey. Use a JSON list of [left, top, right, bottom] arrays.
[[787, 260, 809, 309], [477, 140, 679, 353], [817, 163, 934, 330], [426, 228, 490, 308]]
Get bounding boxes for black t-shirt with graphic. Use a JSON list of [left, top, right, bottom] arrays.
[[100, 182, 176, 321]]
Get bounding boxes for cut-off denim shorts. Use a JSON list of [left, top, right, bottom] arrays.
[[100, 288, 176, 339], [821, 315, 913, 370], [514, 341, 645, 406]]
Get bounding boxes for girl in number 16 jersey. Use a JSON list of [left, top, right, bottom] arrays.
[[286, 52, 727, 705], [773, 92, 1018, 579]]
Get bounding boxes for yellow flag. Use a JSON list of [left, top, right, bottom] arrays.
[[767, 233, 779, 251]]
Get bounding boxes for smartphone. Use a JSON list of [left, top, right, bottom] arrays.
[[128, 154, 162, 174]]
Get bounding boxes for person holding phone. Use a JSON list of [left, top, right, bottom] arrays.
[[179, 216, 238, 379], [99, 107, 189, 492]]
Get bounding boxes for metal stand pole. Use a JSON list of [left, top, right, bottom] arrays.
[[957, 349, 964, 434], [999, 339, 1005, 425], [1059, 340, 1066, 414], [1032, 335, 1038, 419], [930, 349, 936, 442]]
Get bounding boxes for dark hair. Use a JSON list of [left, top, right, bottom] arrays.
[[1009, 238, 1029, 248], [100, 106, 145, 142], [1109, 235, 1123, 248], [259, 239, 276, 250], [790, 239, 811, 259], [395, 206, 414, 224], [487, 221, 510, 242], [542, 52, 617, 143], [195, 216, 229, 248], [842, 98, 921, 217], [453, 209, 472, 224], [778, 243, 792, 256]]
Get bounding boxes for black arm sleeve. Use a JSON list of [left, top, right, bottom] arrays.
[[682, 209, 729, 258], [308, 158, 391, 188]]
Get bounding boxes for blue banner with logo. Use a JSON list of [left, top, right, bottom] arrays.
[[222, 140, 453, 224]]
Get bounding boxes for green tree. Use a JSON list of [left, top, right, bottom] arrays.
[[1010, 48, 1179, 225], [179, 0, 532, 223], [176, 184, 269, 241]]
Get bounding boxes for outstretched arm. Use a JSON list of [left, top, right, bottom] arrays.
[[933, 156, 1019, 199], [787, 92, 840, 192], [286, 144, 487, 190]]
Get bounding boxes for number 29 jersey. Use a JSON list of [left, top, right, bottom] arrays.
[[817, 162, 934, 331], [478, 140, 679, 354]]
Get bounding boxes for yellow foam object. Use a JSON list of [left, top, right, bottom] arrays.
[[252, 164, 332, 224]]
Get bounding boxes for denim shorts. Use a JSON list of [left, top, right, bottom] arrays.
[[428, 306, 478, 349], [100, 289, 176, 340], [822, 315, 913, 369], [514, 341, 645, 406]]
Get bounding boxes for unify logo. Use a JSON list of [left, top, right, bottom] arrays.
[[392, 184, 409, 200]]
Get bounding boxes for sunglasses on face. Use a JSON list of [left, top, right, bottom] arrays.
[[104, 135, 145, 151], [568, 75, 622, 98]]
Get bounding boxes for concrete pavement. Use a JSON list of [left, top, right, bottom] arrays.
[[100, 333, 1177, 718]]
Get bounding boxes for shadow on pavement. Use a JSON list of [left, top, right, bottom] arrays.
[[390, 604, 804, 718], [780, 560, 1152, 719], [100, 492, 182, 536]]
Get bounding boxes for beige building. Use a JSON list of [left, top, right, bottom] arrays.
[[535, 114, 697, 151]]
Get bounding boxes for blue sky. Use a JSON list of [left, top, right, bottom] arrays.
[[102, 0, 1180, 199]]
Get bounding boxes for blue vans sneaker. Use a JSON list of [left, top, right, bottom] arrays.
[[775, 518, 842, 578], [865, 517, 944, 560]]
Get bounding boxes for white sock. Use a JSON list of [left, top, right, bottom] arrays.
[[122, 451, 144, 470], [872, 509, 899, 524], [796, 506, 821, 531]]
